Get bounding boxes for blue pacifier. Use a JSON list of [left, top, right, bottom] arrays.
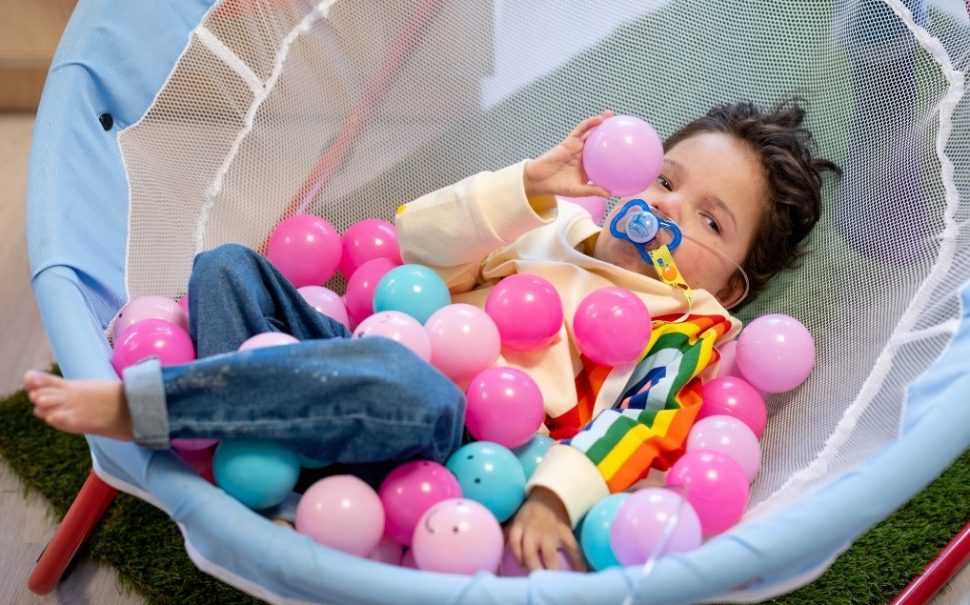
[[609, 198, 682, 264]]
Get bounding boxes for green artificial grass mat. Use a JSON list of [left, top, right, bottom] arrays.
[[0, 381, 966, 605]]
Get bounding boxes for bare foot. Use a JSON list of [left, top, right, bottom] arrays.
[[23, 370, 133, 441]]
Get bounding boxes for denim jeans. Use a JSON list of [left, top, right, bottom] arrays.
[[123, 244, 466, 465]]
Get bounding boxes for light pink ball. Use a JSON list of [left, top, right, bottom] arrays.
[[686, 415, 762, 482], [411, 499, 503, 575], [736, 313, 815, 393], [697, 376, 767, 440], [610, 488, 702, 566], [425, 304, 501, 382], [112, 296, 188, 341], [573, 287, 652, 366], [112, 319, 196, 375], [665, 450, 750, 536], [266, 214, 342, 287], [367, 535, 405, 566], [715, 340, 741, 378], [560, 194, 608, 225], [484, 274, 563, 352], [298, 286, 350, 330], [238, 332, 299, 351], [295, 475, 385, 557], [339, 218, 402, 279], [353, 311, 432, 362], [378, 460, 462, 546], [582, 115, 664, 197], [464, 367, 545, 449], [344, 257, 399, 325]]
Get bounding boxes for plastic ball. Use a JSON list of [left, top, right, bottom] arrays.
[[378, 460, 462, 546], [464, 367, 545, 448], [665, 450, 750, 535], [686, 415, 761, 482], [715, 340, 741, 378], [582, 115, 664, 197], [238, 332, 299, 351], [697, 376, 767, 439], [499, 543, 575, 575], [174, 446, 216, 484], [373, 264, 451, 324], [176, 294, 189, 314], [212, 440, 300, 509], [579, 492, 630, 570], [425, 304, 501, 382], [445, 442, 526, 522], [112, 295, 188, 341], [298, 285, 350, 330], [411, 498, 503, 575], [353, 310, 432, 363], [610, 488, 702, 565], [344, 257, 399, 325], [339, 218, 402, 279], [266, 214, 342, 287], [573, 287, 652, 366], [512, 435, 555, 480], [112, 319, 196, 375], [736, 313, 815, 393], [484, 274, 563, 351], [295, 475, 385, 557], [368, 535, 405, 566], [560, 194, 608, 225], [171, 438, 218, 451]]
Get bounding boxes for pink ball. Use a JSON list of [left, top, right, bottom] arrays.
[[353, 311, 432, 362], [465, 367, 545, 449], [177, 294, 189, 314], [378, 460, 462, 546], [665, 450, 750, 535], [697, 376, 767, 439], [112, 319, 196, 375], [425, 304, 501, 382], [610, 488, 702, 566], [686, 415, 761, 482], [368, 535, 405, 566], [715, 340, 741, 378], [573, 287, 652, 366], [400, 549, 418, 569], [498, 544, 574, 575], [112, 296, 188, 341], [171, 438, 218, 451], [298, 285, 350, 330], [484, 274, 563, 352], [560, 195, 609, 225], [582, 115, 664, 197], [174, 446, 215, 484], [339, 219, 402, 279], [295, 475, 385, 557], [266, 214, 342, 287], [411, 499, 503, 575], [344, 257, 399, 325], [736, 314, 816, 393], [239, 332, 299, 351]]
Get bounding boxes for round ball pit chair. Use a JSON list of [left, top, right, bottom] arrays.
[[25, 0, 970, 603]]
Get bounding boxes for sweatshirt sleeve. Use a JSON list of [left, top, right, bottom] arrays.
[[527, 313, 737, 527], [395, 160, 557, 294]]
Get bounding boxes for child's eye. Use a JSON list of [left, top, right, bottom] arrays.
[[703, 214, 721, 234], [657, 176, 673, 191]]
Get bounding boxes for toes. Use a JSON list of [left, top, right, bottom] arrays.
[[28, 387, 66, 407], [24, 370, 62, 390]]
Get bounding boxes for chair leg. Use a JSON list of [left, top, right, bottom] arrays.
[[27, 470, 118, 595]]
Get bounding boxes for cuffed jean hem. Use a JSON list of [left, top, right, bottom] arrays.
[[123, 357, 171, 449]]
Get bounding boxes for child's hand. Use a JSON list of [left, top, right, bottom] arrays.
[[523, 111, 614, 200], [506, 486, 588, 571]]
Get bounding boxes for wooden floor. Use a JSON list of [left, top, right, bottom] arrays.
[[1, 112, 967, 604]]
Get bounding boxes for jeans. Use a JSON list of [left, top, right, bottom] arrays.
[[123, 244, 466, 466]]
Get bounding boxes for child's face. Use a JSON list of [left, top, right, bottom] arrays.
[[592, 132, 768, 303]]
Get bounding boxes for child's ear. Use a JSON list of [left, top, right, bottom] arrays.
[[716, 272, 747, 310]]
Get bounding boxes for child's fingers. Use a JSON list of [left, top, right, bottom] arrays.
[[521, 531, 545, 571], [541, 538, 562, 570], [568, 110, 613, 140], [574, 183, 612, 199], [507, 523, 525, 565], [560, 529, 588, 572]]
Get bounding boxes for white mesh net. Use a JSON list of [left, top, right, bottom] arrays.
[[118, 0, 969, 529]]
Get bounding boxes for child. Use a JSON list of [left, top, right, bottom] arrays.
[[24, 100, 840, 572]]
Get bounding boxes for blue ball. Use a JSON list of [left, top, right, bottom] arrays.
[[212, 440, 300, 509], [373, 264, 450, 324], [445, 442, 525, 522], [512, 435, 554, 479], [579, 493, 630, 570]]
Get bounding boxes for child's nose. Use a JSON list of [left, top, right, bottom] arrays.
[[649, 196, 681, 225]]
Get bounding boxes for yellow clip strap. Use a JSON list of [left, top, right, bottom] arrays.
[[647, 244, 693, 316]]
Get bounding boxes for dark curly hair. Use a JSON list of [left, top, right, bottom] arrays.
[[664, 99, 841, 305]]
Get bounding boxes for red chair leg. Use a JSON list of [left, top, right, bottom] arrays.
[[27, 470, 119, 595]]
